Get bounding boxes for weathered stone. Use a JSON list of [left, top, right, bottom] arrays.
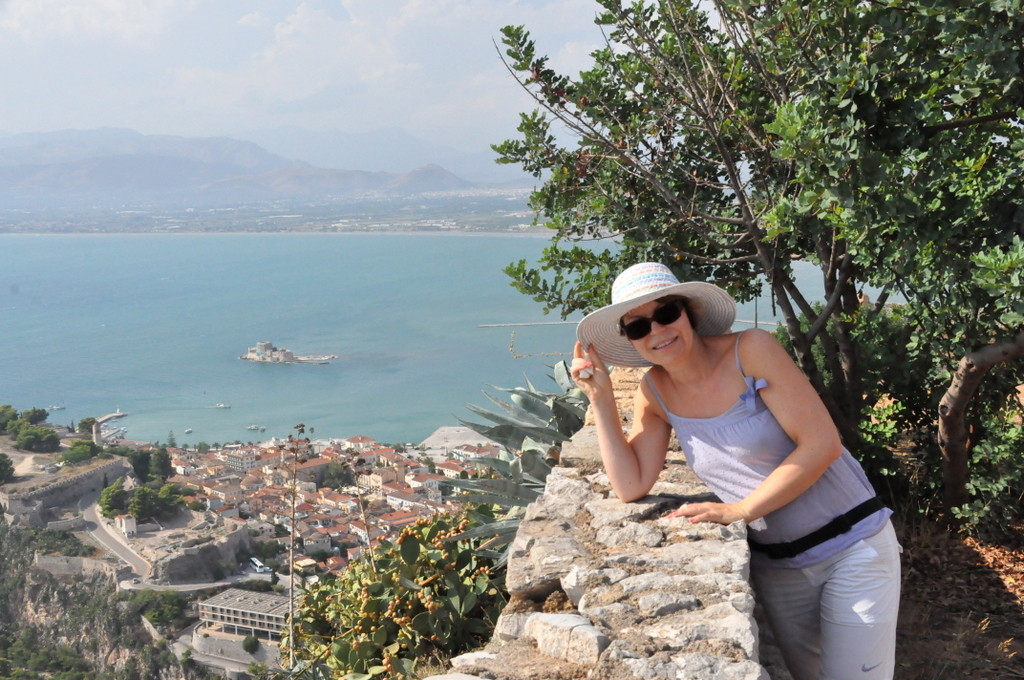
[[506, 533, 590, 601], [638, 591, 701, 616], [596, 520, 665, 548], [524, 612, 609, 665], [492, 611, 533, 641], [450, 651, 498, 669]]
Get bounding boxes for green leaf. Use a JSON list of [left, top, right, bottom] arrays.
[[399, 536, 420, 566]]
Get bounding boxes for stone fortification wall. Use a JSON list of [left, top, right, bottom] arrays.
[[2, 458, 131, 527], [46, 516, 87, 531], [32, 553, 130, 584], [425, 369, 792, 680], [150, 526, 253, 584]]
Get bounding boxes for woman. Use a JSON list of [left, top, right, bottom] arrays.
[[571, 262, 901, 680]]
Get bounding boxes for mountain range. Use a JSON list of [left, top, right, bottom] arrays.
[[0, 128, 531, 209]]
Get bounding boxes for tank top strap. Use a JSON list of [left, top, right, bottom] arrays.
[[734, 329, 749, 377], [643, 372, 670, 414]]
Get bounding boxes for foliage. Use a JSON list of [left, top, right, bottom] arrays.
[[98, 477, 185, 521], [243, 635, 260, 654], [322, 460, 355, 490], [14, 425, 60, 453], [127, 449, 151, 481], [62, 440, 99, 465], [128, 589, 191, 628], [950, 418, 1024, 538], [0, 453, 13, 484], [151, 449, 173, 480], [76, 417, 96, 435], [98, 478, 129, 517], [457, 360, 587, 453], [495, 0, 1024, 521], [0, 405, 18, 434], [0, 522, 192, 680], [444, 448, 552, 565], [19, 408, 48, 426], [451, 360, 583, 562], [283, 511, 504, 679]]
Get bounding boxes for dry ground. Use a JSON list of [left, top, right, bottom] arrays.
[[895, 517, 1024, 679]]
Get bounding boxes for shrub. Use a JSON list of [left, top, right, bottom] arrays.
[[286, 511, 504, 679]]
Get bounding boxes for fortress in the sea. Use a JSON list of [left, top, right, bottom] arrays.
[[239, 340, 337, 364]]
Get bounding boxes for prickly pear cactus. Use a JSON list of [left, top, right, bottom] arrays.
[[284, 510, 504, 679]]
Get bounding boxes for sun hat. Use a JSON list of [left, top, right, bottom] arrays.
[[576, 262, 736, 367]]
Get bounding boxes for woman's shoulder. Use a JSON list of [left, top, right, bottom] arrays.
[[735, 327, 803, 379]]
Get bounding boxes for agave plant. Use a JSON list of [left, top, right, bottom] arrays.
[[456, 359, 587, 453], [447, 360, 588, 564]]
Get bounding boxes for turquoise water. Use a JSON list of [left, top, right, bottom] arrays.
[[1, 233, 582, 446], [1, 232, 810, 447]]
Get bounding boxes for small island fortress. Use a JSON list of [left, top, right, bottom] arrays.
[[240, 340, 337, 364]]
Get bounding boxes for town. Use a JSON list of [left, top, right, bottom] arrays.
[[0, 415, 504, 676]]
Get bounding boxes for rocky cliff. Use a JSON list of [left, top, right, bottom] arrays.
[[0, 521, 207, 680]]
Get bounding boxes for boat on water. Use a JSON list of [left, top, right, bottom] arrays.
[[48, 404, 65, 411], [214, 403, 231, 409], [184, 428, 193, 434], [246, 424, 266, 431]]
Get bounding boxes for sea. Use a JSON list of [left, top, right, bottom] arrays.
[[0, 232, 803, 448]]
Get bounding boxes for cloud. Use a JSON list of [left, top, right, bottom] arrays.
[[0, 0, 179, 42], [0, 0, 604, 150]]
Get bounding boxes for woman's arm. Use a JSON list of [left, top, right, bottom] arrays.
[[672, 329, 842, 525], [572, 342, 671, 502]]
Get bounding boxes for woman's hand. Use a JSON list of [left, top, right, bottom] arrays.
[[666, 500, 751, 526], [571, 341, 612, 400]]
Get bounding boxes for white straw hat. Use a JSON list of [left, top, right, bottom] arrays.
[[576, 262, 736, 367]]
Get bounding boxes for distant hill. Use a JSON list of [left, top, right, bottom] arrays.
[[0, 128, 487, 209], [238, 126, 529, 185]]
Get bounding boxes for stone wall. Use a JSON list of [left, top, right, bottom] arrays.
[[425, 368, 793, 680], [150, 526, 253, 583], [2, 458, 131, 527], [32, 553, 130, 584]]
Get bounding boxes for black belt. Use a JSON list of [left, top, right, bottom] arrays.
[[748, 496, 885, 560]]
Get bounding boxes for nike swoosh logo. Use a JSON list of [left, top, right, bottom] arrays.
[[862, 662, 882, 672]]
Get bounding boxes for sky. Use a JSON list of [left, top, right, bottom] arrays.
[[0, 0, 603, 154]]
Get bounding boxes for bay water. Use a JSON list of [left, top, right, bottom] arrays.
[[1, 233, 804, 447]]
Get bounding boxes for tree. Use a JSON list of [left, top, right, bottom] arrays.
[[151, 448, 173, 481], [62, 440, 98, 465], [156, 483, 184, 516], [77, 417, 97, 435], [0, 453, 14, 484], [128, 450, 151, 481], [20, 408, 48, 425], [15, 425, 60, 453], [99, 478, 129, 517], [129, 486, 159, 521], [495, 0, 1024, 517], [0, 405, 18, 434]]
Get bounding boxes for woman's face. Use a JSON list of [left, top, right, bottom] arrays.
[[620, 297, 694, 364]]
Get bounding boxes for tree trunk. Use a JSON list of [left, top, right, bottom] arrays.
[[937, 331, 1024, 512]]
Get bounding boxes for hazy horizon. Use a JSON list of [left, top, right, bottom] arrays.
[[0, 1, 603, 159]]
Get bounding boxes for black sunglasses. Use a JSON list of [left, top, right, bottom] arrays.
[[619, 299, 687, 340]]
